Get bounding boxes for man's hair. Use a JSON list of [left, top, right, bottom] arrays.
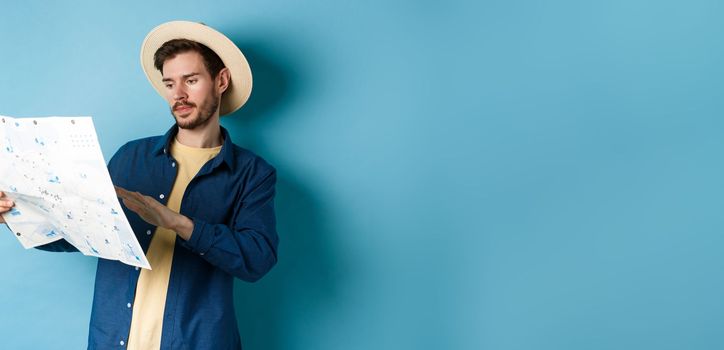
[[154, 39, 226, 78]]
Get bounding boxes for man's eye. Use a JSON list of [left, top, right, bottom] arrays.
[[187, 79, 197, 84], [165, 84, 173, 89]]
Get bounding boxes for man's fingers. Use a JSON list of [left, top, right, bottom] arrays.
[[114, 187, 166, 227], [115, 187, 146, 208], [117, 190, 159, 219], [0, 191, 12, 206], [0, 199, 14, 213], [121, 198, 142, 212], [0, 193, 11, 224], [124, 192, 159, 212], [115, 186, 139, 200], [121, 196, 145, 212], [115, 186, 133, 200], [116, 186, 144, 202]]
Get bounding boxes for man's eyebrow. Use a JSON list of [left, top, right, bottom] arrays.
[[161, 72, 200, 82]]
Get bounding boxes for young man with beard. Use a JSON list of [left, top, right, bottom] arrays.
[[0, 21, 279, 349]]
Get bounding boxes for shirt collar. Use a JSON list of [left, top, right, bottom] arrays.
[[153, 124, 236, 170]]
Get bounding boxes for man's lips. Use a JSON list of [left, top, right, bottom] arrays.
[[174, 105, 194, 113]]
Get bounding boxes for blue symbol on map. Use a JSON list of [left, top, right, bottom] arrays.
[[111, 208, 118, 215], [48, 175, 60, 183]]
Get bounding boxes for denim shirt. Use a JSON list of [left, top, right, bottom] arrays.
[[37, 125, 279, 349]]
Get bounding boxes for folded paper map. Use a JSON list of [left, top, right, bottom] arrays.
[[0, 115, 150, 269]]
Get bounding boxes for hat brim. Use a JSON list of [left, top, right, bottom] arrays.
[[140, 21, 252, 117]]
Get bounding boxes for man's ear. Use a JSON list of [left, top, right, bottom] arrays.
[[216, 67, 231, 94]]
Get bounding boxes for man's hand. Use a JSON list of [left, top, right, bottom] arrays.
[[0, 191, 14, 224], [114, 186, 194, 240]]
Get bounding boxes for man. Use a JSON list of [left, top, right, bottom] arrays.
[[0, 21, 279, 349]]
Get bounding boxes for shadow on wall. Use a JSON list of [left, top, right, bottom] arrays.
[[223, 34, 344, 350]]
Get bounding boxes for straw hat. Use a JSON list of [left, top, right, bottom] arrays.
[[140, 21, 252, 116]]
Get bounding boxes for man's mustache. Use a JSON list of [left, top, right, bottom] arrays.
[[173, 102, 196, 110]]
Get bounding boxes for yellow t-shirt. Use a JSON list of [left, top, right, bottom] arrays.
[[127, 138, 221, 350]]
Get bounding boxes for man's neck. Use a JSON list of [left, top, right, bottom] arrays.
[[175, 117, 223, 148]]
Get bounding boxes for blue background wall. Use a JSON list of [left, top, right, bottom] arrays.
[[1, 1, 723, 349]]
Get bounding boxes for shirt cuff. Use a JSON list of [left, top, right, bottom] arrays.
[[184, 218, 213, 255]]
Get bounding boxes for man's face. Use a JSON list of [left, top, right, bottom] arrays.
[[161, 51, 220, 130]]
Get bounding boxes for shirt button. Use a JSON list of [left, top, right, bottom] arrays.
[[159, 194, 165, 199], [120, 340, 125, 346], [172, 162, 176, 167], [146, 229, 152, 235], [127, 302, 132, 308], [135, 267, 140, 271]]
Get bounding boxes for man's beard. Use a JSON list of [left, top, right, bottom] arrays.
[[171, 90, 220, 130]]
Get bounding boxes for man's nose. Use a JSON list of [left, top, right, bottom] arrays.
[[172, 85, 188, 101]]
